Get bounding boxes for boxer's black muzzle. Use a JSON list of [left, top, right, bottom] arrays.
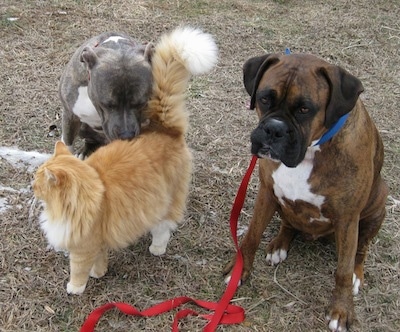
[[251, 117, 305, 168]]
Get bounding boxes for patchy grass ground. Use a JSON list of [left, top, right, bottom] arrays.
[[1, 0, 399, 331]]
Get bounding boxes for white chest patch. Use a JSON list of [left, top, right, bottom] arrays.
[[40, 210, 70, 250], [102, 36, 127, 44], [272, 146, 326, 212], [72, 86, 102, 128]]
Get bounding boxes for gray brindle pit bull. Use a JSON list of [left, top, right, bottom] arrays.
[[59, 32, 153, 158]]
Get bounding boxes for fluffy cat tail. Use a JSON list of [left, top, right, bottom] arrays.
[[146, 26, 218, 134]]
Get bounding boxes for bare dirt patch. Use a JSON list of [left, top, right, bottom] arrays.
[[1, 0, 399, 331]]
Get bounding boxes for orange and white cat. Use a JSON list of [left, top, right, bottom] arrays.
[[33, 27, 218, 294]]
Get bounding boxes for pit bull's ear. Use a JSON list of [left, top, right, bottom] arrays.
[[319, 65, 364, 128], [143, 42, 154, 63], [80, 46, 98, 69], [243, 54, 279, 110], [54, 141, 71, 156]]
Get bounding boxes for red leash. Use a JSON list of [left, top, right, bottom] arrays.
[[80, 155, 258, 332]]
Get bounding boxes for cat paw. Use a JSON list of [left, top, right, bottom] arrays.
[[66, 282, 86, 295], [149, 244, 167, 256], [90, 267, 107, 279]]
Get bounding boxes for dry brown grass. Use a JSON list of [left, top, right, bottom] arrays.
[[1, 0, 399, 331]]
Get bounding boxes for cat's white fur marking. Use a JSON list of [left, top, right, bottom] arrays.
[[149, 220, 177, 256], [39, 210, 70, 250]]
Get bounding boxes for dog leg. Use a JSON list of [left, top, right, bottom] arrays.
[[265, 221, 296, 265], [149, 221, 177, 256], [67, 250, 97, 295], [90, 247, 108, 279], [61, 111, 81, 153], [326, 216, 359, 332], [354, 178, 388, 295], [77, 123, 108, 159], [223, 181, 278, 283]]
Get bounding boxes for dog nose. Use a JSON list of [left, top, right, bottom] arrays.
[[118, 130, 138, 140], [263, 118, 289, 140]]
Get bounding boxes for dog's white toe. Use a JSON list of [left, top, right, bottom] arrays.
[[266, 249, 287, 265], [224, 274, 242, 287], [352, 273, 361, 295], [327, 318, 347, 332]]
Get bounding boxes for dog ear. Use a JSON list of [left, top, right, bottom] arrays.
[[319, 65, 364, 128], [80, 46, 98, 69], [143, 42, 154, 63], [243, 54, 279, 110]]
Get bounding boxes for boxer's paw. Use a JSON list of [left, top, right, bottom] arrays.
[[223, 274, 242, 286], [352, 273, 361, 296], [327, 317, 348, 332], [222, 256, 251, 285], [326, 292, 354, 332], [352, 264, 365, 296], [266, 248, 287, 265], [265, 236, 290, 266]]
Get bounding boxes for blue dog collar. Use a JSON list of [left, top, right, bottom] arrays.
[[313, 113, 350, 146]]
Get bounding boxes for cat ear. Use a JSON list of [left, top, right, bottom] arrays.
[[54, 141, 71, 156], [44, 167, 58, 185], [44, 167, 66, 186]]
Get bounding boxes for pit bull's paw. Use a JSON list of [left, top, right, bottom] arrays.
[[266, 248, 287, 265], [149, 244, 167, 256], [66, 282, 86, 295]]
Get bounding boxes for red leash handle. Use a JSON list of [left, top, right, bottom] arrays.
[[80, 155, 258, 332]]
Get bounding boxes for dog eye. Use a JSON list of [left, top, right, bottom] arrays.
[[298, 107, 309, 114]]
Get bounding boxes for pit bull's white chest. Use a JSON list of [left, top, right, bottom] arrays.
[[72, 86, 102, 128], [272, 146, 329, 222]]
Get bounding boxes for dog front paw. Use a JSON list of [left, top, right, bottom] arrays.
[[326, 296, 354, 332], [266, 248, 287, 265], [327, 317, 347, 332], [67, 282, 86, 295], [222, 256, 251, 285], [352, 273, 361, 296], [223, 274, 242, 286], [265, 234, 292, 266]]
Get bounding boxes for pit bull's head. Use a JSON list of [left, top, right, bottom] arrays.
[[80, 42, 154, 141]]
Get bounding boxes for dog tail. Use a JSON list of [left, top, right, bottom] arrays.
[[146, 26, 218, 134]]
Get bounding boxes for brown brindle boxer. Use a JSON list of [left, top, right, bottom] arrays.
[[224, 53, 388, 331]]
